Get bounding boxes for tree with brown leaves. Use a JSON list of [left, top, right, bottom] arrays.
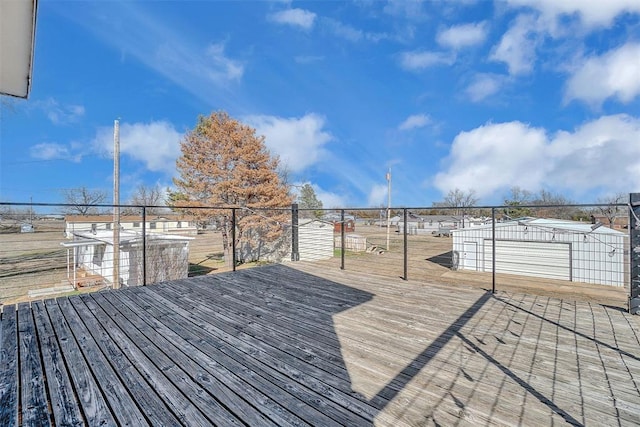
[[173, 111, 292, 266]]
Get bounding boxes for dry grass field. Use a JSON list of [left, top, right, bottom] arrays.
[[0, 222, 628, 309]]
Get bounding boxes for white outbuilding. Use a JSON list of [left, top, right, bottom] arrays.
[[62, 230, 193, 287], [451, 218, 626, 287], [297, 219, 334, 261]]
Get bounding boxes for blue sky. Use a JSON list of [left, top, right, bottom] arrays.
[[1, 0, 640, 208]]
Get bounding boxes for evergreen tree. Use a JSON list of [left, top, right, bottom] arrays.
[[298, 183, 323, 218]]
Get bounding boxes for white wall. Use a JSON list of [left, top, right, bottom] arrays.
[[452, 222, 625, 287], [298, 221, 333, 261]]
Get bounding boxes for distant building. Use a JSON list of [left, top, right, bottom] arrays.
[[451, 218, 625, 287], [61, 230, 193, 287], [64, 214, 198, 238], [396, 214, 489, 235], [320, 213, 356, 232]]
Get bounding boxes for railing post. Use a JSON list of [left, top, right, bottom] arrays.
[[232, 208, 237, 272], [629, 193, 640, 314], [142, 206, 147, 286], [340, 209, 345, 270], [291, 203, 299, 261], [403, 208, 408, 280], [491, 207, 496, 294]]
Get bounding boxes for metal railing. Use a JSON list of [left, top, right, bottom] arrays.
[[0, 199, 636, 313]]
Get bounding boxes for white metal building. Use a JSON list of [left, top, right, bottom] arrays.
[[451, 218, 626, 287]]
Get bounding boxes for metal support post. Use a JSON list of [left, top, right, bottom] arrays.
[[291, 203, 299, 261], [403, 208, 408, 280], [340, 209, 345, 270], [232, 208, 237, 272], [492, 207, 496, 294]]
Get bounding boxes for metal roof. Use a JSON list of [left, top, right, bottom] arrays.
[[451, 217, 626, 236]]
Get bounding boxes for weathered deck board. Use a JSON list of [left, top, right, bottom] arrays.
[[31, 301, 84, 426], [18, 302, 50, 426], [51, 298, 149, 426], [40, 299, 114, 426], [1, 263, 640, 426], [135, 285, 373, 426], [92, 291, 282, 427], [0, 304, 19, 427]]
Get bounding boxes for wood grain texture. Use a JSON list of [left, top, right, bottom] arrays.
[[17, 302, 50, 427], [0, 305, 19, 427], [31, 301, 84, 426], [42, 299, 115, 426]]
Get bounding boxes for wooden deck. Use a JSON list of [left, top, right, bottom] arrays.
[[1, 263, 640, 426]]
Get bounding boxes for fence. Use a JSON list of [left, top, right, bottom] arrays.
[[1, 199, 638, 313]]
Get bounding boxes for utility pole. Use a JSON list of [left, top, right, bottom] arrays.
[[113, 119, 120, 289], [386, 168, 391, 251]]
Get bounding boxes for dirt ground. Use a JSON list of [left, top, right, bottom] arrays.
[[0, 222, 629, 309]]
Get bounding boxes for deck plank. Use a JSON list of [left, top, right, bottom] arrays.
[[144, 282, 379, 421], [31, 301, 84, 426], [52, 298, 150, 426], [0, 305, 19, 427], [64, 296, 184, 426], [126, 285, 355, 426], [96, 290, 286, 426], [83, 292, 245, 426], [114, 288, 320, 427], [42, 299, 116, 426], [17, 302, 50, 427]]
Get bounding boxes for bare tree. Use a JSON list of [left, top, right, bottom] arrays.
[[503, 186, 534, 218], [61, 187, 107, 215], [533, 189, 574, 219], [127, 184, 166, 215], [433, 188, 478, 215], [596, 193, 626, 227]]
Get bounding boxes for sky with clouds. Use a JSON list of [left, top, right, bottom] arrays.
[[1, 0, 639, 208]]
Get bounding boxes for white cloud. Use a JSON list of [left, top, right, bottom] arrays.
[[34, 98, 85, 125], [155, 41, 244, 87], [268, 8, 316, 30], [368, 183, 388, 206], [245, 113, 333, 173], [565, 42, 640, 106], [465, 74, 505, 102], [490, 14, 540, 75], [204, 43, 244, 82], [322, 18, 388, 43], [434, 114, 640, 199], [93, 121, 183, 175], [324, 19, 363, 42], [61, 4, 245, 105], [29, 143, 82, 162], [436, 22, 487, 50], [384, 0, 426, 19], [398, 114, 431, 131], [506, 0, 640, 30], [398, 50, 454, 71]]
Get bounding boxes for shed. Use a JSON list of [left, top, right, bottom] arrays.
[[451, 218, 626, 287], [61, 230, 193, 287], [297, 219, 334, 261]]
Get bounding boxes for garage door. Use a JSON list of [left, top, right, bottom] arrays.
[[483, 240, 571, 281]]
